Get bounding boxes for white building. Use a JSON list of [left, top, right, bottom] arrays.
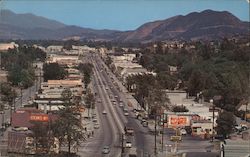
[[46, 46, 63, 53], [47, 54, 81, 67]]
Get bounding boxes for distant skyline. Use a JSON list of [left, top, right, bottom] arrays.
[[2, 0, 250, 30]]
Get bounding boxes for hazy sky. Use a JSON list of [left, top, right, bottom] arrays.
[[2, 0, 250, 30]]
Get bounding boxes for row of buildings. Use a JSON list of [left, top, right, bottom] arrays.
[[7, 44, 89, 155]]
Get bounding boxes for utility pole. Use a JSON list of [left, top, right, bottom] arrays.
[[161, 113, 164, 152], [154, 114, 157, 155], [121, 133, 124, 156], [20, 87, 23, 107], [210, 99, 214, 142]]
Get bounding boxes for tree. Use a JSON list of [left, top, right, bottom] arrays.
[[172, 105, 189, 112], [84, 88, 95, 117], [216, 111, 236, 138], [30, 121, 51, 154], [52, 89, 86, 154], [0, 83, 17, 107], [146, 86, 170, 116], [43, 63, 68, 82], [52, 107, 85, 154], [78, 63, 93, 89], [61, 88, 73, 105]]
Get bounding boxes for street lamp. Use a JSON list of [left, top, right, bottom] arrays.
[[210, 99, 215, 142]]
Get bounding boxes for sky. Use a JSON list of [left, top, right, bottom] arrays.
[[2, 0, 250, 31]]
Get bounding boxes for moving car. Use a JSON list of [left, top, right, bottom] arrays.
[[125, 141, 132, 148], [102, 146, 110, 154], [124, 112, 129, 116], [119, 102, 124, 107], [102, 110, 107, 114]]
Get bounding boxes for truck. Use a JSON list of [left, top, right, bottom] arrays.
[[129, 147, 137, 157]]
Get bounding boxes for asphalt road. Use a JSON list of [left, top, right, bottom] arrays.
[[91, 54, 158, 156], [79, 55, 125, 157]]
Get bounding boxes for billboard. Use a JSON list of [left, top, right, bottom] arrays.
[[168, 115, 190, 127]]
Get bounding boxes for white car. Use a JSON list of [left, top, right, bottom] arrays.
[[119, 103, 124, 107], [180, 129, 187, 135], [102, 110, 107, 114], [94, 123, 100, 129], [125, 141, 132, 148], [124, 112, 129, 116]]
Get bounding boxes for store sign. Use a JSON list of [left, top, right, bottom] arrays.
[[30, 115, 49, 122]]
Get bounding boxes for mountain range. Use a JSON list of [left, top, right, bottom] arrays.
[[0, 9, 249, 42]]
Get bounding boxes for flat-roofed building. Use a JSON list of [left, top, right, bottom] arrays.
[[47, 55, 81, 67], [0, 42, 18, 51], [40, 79, 83, 98], [46, 45, 63, 53]]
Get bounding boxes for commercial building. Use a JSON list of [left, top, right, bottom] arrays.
[[9, 108, 59, 155]]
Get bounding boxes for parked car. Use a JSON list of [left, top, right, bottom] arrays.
[[180, 129, 187, 135]]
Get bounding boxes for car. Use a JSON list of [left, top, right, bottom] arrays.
[[94, 123, 100, 129], [92, 119, 98, 123], [114, 95, 118, 98], [180, 129, 187, 135], [141, 120, 148, 127], [102, 146, 110, 154], [124, 112, 129, 116], [119, 103, 124, 107], [102, 110, 107, 114], [142, 121, 148, 127], [125, 141, 132, 148]]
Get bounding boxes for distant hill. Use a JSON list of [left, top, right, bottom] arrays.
[[0, 9, 248, 41], [120, 10, 249, 42], [0, 10, 120, 40]]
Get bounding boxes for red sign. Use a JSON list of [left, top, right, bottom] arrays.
[[30, 115, 49, 122], [170, 116, 188, 126]]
